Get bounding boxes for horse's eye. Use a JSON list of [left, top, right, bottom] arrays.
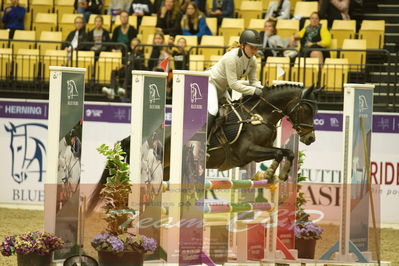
[[17, 146, 22, 152]]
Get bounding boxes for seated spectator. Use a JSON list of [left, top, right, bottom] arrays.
[[181, 0, 206, 14], [2, 0, 26, 39], [62, 16, 87, 51], [320, 0, 350, 28], [208, 0, 234, 27], [108, 0, 130, 21], [147, 32, 171, 71], [181, 1, 212, 41], [290, 12, 331, 63], [74, 0, 103, 23], [102, 38, 146, 99], [259, 19, 288, 60], [129, 0, 154, 28], [264, 0, 291, 20], [172, 37, 189, 70], [155, 0, 182, 36], [87, 15, 111, 56], [112, 11, 138, 52]]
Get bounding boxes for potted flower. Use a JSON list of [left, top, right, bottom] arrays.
[[92, 143, 157, 266], [0, 231, 64, 266], [295, 151, 323, 259]]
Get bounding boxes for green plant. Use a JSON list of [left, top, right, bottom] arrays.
[[92, 143, 157, 253]]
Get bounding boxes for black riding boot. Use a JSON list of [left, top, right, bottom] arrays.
[[207, 113, 216, 139]]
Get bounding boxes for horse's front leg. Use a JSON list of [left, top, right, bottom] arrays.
[[278, 149, 295, 181]]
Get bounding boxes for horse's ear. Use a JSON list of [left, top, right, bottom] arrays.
[[301, 84, 315, 98]]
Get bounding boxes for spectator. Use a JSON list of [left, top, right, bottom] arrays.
[[155, 0, 182, 36], [172, 37, 189, 70], [181, 0, 207, 14], [181, 1, 212, 41], [2, 0, 26, 39], [259, 19, 288, 60], [209, 0, 234, 27], [112, 11, 138, 52], [153, 0, 163, 15], [320, 0, 350, 28], [147, 32, 171, 71], [129, 0, 154, 28], [264, 0, 291, 20], [87, 15, 111, 56], [62, 16, 88, 51], [74, 0, 103, 23], [290, 11, 331, 63], [102, 38, 146, 99], [108, 0, 131, 21]]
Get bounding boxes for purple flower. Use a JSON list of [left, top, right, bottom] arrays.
[[107, 236, 124, 253], [92, 233, 109, 246], [141, 236, 157, 252], [295, 221, 323, 240]]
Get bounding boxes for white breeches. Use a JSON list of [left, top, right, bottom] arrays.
[[207, 82, 232, 116]]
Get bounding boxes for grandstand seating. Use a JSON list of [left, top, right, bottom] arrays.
[[329, 38, 338, 58], [0, 48, 12, 79], [263, 56, 290, 85], [341, 39, 367, 72], [209, 55, 222, 68], [248, 19, 265, 32], [0, 29, 9, 48], [189, 55, 205, 71], [293, 1, 318, 18], [11, 30, 36, 51], [276, 19, 299, 39], [87, 14, 112, 32], [198, 35, 225, 68], [174, 35, 198, 51], [30, 0, 53, 18], [114, 15, 138, 29], [205, 17, 217, 36], [358, 20, 385, 49], [72, 50, 95, 81], [322, 58, 349, 92], [38, 31, 62, 55], [15, 49, 40, 81], [139, 16, 157, 46], [291, 57, 320, 87], [237, 1, 263, 28], [42, 49, 68, 80], [330, 20, 356, 48], [55, 0, 75, 22], [228, 35, 239, 46], [33, 12, 57, 39], [219, 18, 244, 46], [96, 51, 122, 83], [59, 14, 83, 40]]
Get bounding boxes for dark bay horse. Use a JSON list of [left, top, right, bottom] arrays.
[[87, 84, 320, 213]]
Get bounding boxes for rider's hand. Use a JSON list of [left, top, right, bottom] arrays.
[[254, 88, 262, 96]]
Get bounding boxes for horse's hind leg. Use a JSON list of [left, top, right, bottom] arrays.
[[279, 149, 295, 181]]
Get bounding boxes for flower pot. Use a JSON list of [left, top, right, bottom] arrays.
[[98, 250, 144, 266], [17, 252, 52, 266], [295, 237, 317, 259]]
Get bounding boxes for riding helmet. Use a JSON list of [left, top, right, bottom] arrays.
[[239, 29, 262, 47]]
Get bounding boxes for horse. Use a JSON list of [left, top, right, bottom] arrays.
[[87, 84, 320, 213], [4, 122, 47, 184]]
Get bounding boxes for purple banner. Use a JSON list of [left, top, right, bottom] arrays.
[[373, 114, 399, 134], [314, 113, 342, 131], [183, 75, 208, 144], [84, 104, 131, 123], [0, 101, 48, 120]]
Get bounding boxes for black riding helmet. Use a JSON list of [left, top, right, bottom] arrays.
[[239, 29, 262, 47]]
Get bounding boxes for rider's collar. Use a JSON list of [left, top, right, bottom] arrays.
[[238, 48, 250, 59]]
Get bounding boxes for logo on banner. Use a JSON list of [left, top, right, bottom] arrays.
[[86, 109, 103, 118], [67, 80, 79, 105], [330, 117, 340, 127], [190, 83, 203, 109], [4, 122, 47, 184], [377, 117, 390, 130], [314, 119, 324, 126], [358, 95, 368, 113], [149, 84, 161, 109], [114, 108, 127, 120]]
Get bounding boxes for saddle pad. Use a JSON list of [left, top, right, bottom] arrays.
[[209, 107, 242, 149]]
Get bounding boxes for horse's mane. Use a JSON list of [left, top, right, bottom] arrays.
[[236, 84, 304, 104]]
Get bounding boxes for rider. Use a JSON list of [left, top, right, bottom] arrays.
[[207, 29, 264, 138]]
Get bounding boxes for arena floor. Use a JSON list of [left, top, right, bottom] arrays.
[[0, 208, 398, 265]]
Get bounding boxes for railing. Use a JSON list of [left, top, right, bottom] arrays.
[[0, 41, 398, 112]]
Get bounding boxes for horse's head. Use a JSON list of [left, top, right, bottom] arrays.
[[286, 85, 322, 145]]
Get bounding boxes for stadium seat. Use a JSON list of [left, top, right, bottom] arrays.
[[72, 50, 95, 81], [114, 15, 138, 29], [330, 20, 356, 48], [291, 57, 320, 87], [358, 20, 385, 49], [262, 0, 271, 11], [30, 0, 53, 18], [263, 56, 290, 85], [4, 0, 28, 9], [209, 55, 222, 68], [219, 18, 244, 46], [329, 38, 338, 58], [33, 13, 57, 39], [0, 48, 12, 79], [321, 58, 349, 92], [293, 1, 318, 18], [174, 35, 198, 54], [276, 19, 299, 39], [303, 19, 328, 29], [248, 19, 266, 32], [11, 30, 36, 51], [15, 49, 40, 81], [341, 39, 366, 72], [0, 29, 9, 48], [205, 17, 217, 36], [55, 0, 75, 22], [59, 14, 83, 40], [38, 31, 62, 55], [189, 55, 205, 71], [96, 51, 122, 83], [42, 49, 68, 80], [87, 14, 112, 32], [24, 12, 32, 30], [237, 1, 263, 28], [198, 36, 225, 68], [228, 35, 239, 46], [139, 16, 157, 49]]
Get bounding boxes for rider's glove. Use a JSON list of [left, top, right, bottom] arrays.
[[254, 88, 263, 96]]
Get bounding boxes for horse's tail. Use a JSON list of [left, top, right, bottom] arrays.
[[86, 136, 131, 216]]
